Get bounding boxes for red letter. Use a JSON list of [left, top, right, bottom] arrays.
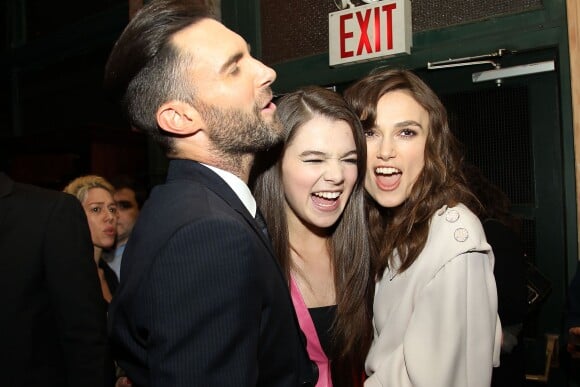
[[382, 3, 396, 50], [356, 9, 372, 55], [340, 13, 354, 58], [374, 6, 381, 51]]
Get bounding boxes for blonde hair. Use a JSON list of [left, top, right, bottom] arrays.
[[63, 175, 115, 203]]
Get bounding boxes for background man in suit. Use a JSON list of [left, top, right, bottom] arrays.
[[101, 175, 147, 294], [104, 0, 315, 386], [0, 172, 110, 387]]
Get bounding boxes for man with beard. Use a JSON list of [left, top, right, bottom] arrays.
[[103, 1, 315, 386]]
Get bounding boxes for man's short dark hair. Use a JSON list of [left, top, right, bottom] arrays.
[[109, 175, 148, 209], [104, 0, 212, 154]]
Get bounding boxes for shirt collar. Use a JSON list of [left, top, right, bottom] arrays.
[[200, 163, 256, 217]]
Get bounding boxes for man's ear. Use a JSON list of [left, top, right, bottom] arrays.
[[156, 101, 203, 136]]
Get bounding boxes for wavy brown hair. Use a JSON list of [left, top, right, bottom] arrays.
[[344, 68, 478, 278], [252, 86, 372, 385]]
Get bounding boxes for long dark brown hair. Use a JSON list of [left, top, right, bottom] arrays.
[[344, 68, 477, 278], [252, 86, 372, 384]]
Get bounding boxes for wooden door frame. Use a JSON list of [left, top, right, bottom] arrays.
[[568, 0, 580, 270]]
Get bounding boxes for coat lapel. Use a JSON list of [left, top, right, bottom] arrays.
[[0, 173, 14, 199], [0, 173, 15, 230], [167, 160, 276, 256]]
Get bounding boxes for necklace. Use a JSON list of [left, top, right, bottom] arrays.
[[386, 266, 398, 281]]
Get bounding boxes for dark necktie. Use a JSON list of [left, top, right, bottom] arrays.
[[255, 209, 270, 238]]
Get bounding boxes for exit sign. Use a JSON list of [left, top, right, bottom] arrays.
[[329, 0, 412, 66]]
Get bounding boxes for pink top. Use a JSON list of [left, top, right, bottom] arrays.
[[290, 276, 333, 387]]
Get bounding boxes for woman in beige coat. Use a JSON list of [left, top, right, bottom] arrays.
[[344, 68, 502, 387]]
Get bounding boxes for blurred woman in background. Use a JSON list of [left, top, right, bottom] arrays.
[[64, 175, 118, 303]]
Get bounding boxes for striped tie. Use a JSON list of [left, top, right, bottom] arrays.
[[255, 209, 270, 238]]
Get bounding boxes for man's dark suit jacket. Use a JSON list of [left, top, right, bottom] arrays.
[[0, 173, 109, 387], [109, 159, 314, 386]]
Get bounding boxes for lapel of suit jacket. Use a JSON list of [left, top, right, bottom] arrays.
[[0, 173, 13, 198], [168, 159, 277, 257], [0, 173, 14, 229]]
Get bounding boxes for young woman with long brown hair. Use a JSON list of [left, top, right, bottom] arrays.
[[344, 69, 502, 387], [253, 86, 373, 387]]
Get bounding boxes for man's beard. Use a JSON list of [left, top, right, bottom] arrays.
[[197, 99, 284, 156]]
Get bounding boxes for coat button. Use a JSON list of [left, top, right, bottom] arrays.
[[454, 227, 469, 242], [445, 209, 460, 223]]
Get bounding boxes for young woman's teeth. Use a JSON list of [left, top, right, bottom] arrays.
[[376, 167, 400, 175], [313, 192, 340, 199]]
